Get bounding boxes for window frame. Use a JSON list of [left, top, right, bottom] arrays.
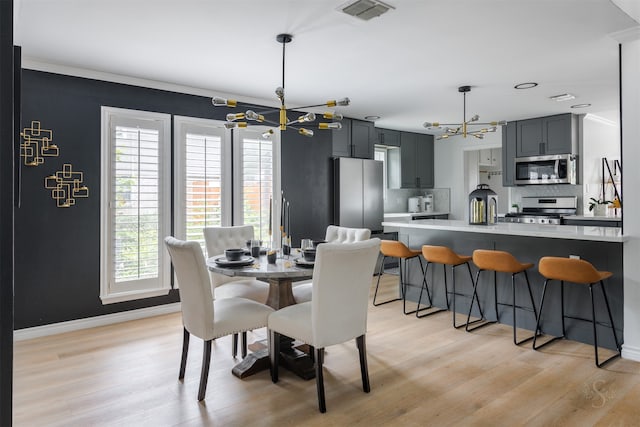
[[100, 106, 172, 304], [232, 126, 281, 246], [173, 116, 232, 252]]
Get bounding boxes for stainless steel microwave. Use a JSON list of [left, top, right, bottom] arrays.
[[514, 154, 577, 185]]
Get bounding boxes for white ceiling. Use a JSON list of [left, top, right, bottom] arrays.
[[13, 0, 639, 133]]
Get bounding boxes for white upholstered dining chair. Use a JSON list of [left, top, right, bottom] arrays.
[[268, 238, 381, 413], [203, 225, 270, 357], [292, 225, 371, 304], [164, 237, 274, 401]]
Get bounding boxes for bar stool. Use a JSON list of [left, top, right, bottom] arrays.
[[417, 245, 478, 328], [534, 256, 621, 368], [469, 249, 538, 345], [373, 240, 424, 315]]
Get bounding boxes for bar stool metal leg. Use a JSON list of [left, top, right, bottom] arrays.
[[451, 262, 484, 329], [511, 270, 539, 345], [373, 255, 402, 306], [590, 281, 621, 368], [416, 261, 448, 318], [533, 279, 566, 350], [465, 269, 497, 332], [403, 257, 424, 315]]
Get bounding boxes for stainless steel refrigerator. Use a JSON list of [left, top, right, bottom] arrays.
[[334, 157, 384, 232]]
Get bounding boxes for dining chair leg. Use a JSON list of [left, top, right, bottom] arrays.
[[232, 333, 238, 358], [179, 328, 190, 380], [356, 335, 370, 393], [309, 345, 316, 363], [198, 340, 212, 401], [241, 331, 247, 359], [269, 330, 280, 383], [315, 347, 326, 413]]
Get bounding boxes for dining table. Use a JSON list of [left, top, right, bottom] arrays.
[[207, 251, 315, 379]]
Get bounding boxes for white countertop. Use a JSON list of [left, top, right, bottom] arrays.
[[382, 219, 625, 242], [563, 215, 621, 222], [384, 211, 450, 218]]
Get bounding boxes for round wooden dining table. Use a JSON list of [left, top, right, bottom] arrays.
[[206, 252, 315, 379], [207, 252, 312, 310]]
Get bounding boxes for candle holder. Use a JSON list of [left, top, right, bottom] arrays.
[[282, 236, 291, 257]]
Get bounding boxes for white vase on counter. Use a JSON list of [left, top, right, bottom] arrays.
[[594, 204, 607, 217]]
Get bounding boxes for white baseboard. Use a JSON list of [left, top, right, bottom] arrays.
[[14, 303, 181, 341], [621, 344, 640, 362]]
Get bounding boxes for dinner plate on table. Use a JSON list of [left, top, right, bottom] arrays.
[[294, 257, 315, 268], [213, 256, 255, 267]]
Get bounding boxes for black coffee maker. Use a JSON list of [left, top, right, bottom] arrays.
[[469, 184, 498, 225]]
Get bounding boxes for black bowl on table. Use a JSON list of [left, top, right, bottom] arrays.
[[302, 248, 316, 262], [312, 240, 326, 248], [225, 248, 245, 261]]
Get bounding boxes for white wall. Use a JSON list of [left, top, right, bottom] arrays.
[[620, 31, 640, 361], [434, 132, 502, 220], [581, 114, 621, 214]]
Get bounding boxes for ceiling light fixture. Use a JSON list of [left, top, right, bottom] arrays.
[[423, 86, 507, 140], [549, 93, 576, 102], [514, 82, 538, 89], [571, 103, 591, 109], [212, 34, 349, 138]]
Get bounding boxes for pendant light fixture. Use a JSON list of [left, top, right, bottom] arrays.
[[212, 33, 349, 138], [423, 86, 506, 140]]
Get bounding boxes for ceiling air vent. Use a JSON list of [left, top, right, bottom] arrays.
[[340, 0, 394, 21]]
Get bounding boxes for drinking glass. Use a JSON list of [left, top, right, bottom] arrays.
[[250, 239, 261, 258], [301, 238, 313, 250]]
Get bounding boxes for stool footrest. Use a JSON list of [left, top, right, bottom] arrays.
[[496, 302, 536, 313]]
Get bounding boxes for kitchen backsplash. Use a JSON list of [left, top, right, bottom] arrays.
[[385, 188, 451, 213], [510, 184, 583, 211]]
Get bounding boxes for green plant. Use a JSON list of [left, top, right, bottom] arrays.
[[588, 197, 612, 211]]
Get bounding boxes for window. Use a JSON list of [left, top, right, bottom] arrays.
[[374, 146, 387, 199], [174, 117, 231, 255], [100, 107, 171, 304], [233, 127, 281, 245]]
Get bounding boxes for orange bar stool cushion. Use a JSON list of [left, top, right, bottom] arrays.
[[380, 240, 421, 259], [473, 249, 533, 274], [422, 245, 471, 266], [538, 256, 612, 284]]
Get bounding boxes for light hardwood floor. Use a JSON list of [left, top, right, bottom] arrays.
[[14, 275, 640, 426]]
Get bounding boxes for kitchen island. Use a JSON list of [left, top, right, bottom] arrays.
[[382, 219, 624, 349]]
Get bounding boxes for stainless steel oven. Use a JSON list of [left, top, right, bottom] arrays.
[[514, 154, 577, 185]]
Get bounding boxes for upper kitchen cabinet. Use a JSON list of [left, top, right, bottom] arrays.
[[478, 148, 501, 168], [376, 127, 401, 147], [332, 118, 375, 159], [516, 113, 578, 157], [401, 132, 434, 188]]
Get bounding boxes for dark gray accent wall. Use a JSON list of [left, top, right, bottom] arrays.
[[1, 0, 15, 421], [16, 70, 334, 329]]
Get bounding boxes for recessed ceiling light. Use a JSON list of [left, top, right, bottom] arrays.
[[514, 82, 538, 89], [550, 93, 576, 102], [364, 115, 380, 121], [571, 103, 591, 109]]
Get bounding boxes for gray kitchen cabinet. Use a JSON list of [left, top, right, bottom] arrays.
[[502, 122, 516, 187], [332, 118, 375, 159], [376, 127, 401, 147], [516, 113, 576, 157], [401, 132, 434, 188]]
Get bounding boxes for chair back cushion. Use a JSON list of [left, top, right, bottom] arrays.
[[325, 225, 371, 243], [164, 237, 214, 340], [311, 238, 381, 348], [203, 226, 254, 287]]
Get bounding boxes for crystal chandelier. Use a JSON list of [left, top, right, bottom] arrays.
[[212, 33, 349, 138], [423, 85, 506, 140]]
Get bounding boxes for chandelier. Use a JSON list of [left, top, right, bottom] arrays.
[[423, 85, 506, 140], [212, 33, 349, 138]]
